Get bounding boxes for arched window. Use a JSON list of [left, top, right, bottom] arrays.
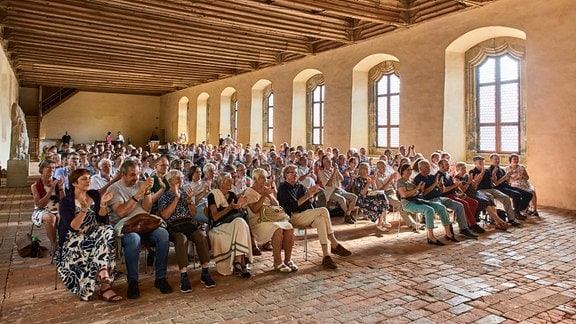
[[263, 85, 274, 143], [467, 38, 526, 156], [368, 61, 400, 153], [307, 74, 325, 147], [230, 92, 238, 140]]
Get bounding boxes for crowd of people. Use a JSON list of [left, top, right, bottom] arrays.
[[31, 138, 539, 303]]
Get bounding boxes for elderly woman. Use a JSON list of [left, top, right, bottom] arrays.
[[396, 164, 457, 246], [57, 169, 119, 302], [244, 168, 296, 273], [505, 154, 539, 217], [158, 170, 215, 292], [352, 162, 390, 232], [31, 159, 65, 252], [207, 172, 253, 277]]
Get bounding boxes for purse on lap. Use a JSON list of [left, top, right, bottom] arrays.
[[121, 213, 163, 234], [258, 205, 290, 223], [167, 217, 198, 233]]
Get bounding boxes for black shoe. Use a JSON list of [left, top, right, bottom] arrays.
[[509, 220, 522, 227], [471, 224, 486, 234], [331, 244, 352, 257], [127, 280, 140, 299], [322, 256, 337, 269], [200, 272, 216, 288], [180, 273, 192, 293], [460, 228, 478, 239], [252, 246, 262, 256], [146, 251, 155, 267], [154, 278, 173, 294], [344, 215, 355, 224], [427, 238, 445, 246], [445, 235, 459, 242], [515, 213, 527, 220]]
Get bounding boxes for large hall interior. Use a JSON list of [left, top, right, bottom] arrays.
[[0, 0, 575, 322]]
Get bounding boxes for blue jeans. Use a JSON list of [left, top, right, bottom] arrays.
[[430, 197, 467, 230], [122, 227, 170, 282], [403, 200, 451, 229]]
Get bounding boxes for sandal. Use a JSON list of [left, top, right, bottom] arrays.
[[274, 263, 292, 273], [100, 287, 123, 303]]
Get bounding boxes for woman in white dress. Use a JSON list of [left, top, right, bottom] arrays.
[[244, 168, 296, 273]]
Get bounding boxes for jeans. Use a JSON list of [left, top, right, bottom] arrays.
[[402, 200, 450, 229], [122, 227, 170, 282], [430, 197, 468, 230]]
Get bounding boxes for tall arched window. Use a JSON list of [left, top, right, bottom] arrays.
[[467, 38, 525, 156], [263, 85, 274, 143], [368, 61, 400, 153], [230, 92, 238, 140], [307, 74, 325, 147]]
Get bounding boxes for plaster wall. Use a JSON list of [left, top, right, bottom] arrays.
[[40, 92, 160, 147], [160, 0, 576, 209], [0, 48, 20, 169]]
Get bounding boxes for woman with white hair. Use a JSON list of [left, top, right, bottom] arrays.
[[207, 172, 253, 277], [244, 168, 296, 273]]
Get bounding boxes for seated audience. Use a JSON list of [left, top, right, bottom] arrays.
[[31, 159, 65, 253], [414, 159, 478, 239], [489, 153, 533, 220], [469, 156, 521, 226], [453, 162, 510, 230], [277, 165, 351, 270], [374, 160, 422, 232], [505, 154, 539, 216], [57, 169, 120, 302], [207, 172, 253, 277], [437, 159, 485, 234], [351, 162, 390, 231], [396, 164, 457, 246], [107, 159, 173, 299], [244, 168, 296, 273], [318, 156, 358, 224], [158, 170, 215, 292]]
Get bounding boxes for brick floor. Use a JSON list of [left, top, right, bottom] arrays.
[[1, 182, 576, 323]]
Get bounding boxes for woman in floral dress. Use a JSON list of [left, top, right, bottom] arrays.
[[57, 169, 120, 302], [352, 162, 389, 232]]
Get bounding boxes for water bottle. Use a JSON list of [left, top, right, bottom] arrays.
[[30, 236, 39, 258]]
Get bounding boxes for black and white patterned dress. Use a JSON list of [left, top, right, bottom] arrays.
[[56, 204, 116, 301]]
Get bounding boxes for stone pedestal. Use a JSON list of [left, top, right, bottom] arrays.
[[7, 158, 29, 187]]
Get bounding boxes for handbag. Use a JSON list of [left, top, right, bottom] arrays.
[[258, 205, 290, 223], [168, 217, 198, 233], [16, 233, 47, 258], [213, 210, 246, 227], [122, 213, 163, 234]]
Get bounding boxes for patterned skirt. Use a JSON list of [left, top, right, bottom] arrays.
[[56, 224, 116, 301]]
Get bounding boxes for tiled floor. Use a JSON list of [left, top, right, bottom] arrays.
[[1, 181, 575, 323]]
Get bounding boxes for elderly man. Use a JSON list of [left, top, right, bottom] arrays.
[[469, 156, 521, 226], [89, 158, 121, 195], [107, 158, 173, 299], [413, 159, 478, 239], [277, 165, 351, 270]]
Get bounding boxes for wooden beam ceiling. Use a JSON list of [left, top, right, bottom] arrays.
[[0, 0, 498, 95]]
